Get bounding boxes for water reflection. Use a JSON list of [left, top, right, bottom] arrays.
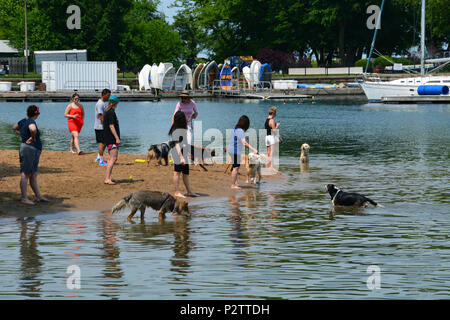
[[98, 211, 126, 299], [169, 218, 193, 296], [18, 217, 42, 298], [228, 194, 251, 267]]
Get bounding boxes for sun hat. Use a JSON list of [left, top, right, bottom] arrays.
[[179, 90, 191, 98], [109, 95, 120, 103]]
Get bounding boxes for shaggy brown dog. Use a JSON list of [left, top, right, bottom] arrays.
[[112, 190, 189, 221]]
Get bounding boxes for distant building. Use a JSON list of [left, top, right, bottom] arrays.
[[0, 40, 27, 74], [34, 49, 88, 74], [0, 40, 18, 58]]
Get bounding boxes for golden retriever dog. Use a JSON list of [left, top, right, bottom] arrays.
[[246, 152, 264, 184], [300, 143, 310, 163]]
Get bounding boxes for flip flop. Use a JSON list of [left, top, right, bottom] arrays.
[[104, 181, 116, 185], [36, 197, 50, 203]]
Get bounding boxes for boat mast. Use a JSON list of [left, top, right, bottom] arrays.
[[420, 0, 425, 76], [365, 0, 386, 73]]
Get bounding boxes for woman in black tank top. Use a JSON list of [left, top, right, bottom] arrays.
[[265, 118, 272, 136], [265, 106, 280, 173]]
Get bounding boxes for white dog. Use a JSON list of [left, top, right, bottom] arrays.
[[300, 143, 310, 163], [246, 152, 264, 184]]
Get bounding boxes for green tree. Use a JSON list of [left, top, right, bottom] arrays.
[[172, 0, 207, 63], [119, 0, 184, 69]]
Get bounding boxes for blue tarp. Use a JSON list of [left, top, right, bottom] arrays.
[[260, 63, 272, 82]]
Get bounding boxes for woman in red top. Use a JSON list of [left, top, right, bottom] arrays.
[[64, 93, 85, 155]]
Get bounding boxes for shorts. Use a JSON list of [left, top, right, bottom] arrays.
[[19, 143, 41, 174], [265, 135, 275, 147], [228, 152, 241, 168], [107, 144, 119, 152], [174, 164, 189, 175], [95, 129, 104, 143]]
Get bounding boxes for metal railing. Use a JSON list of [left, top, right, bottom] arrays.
[[210, 79, 274, 96]]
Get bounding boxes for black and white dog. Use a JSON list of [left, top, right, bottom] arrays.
[[147, 141, 176, 166], [326, 184, 378, 207]]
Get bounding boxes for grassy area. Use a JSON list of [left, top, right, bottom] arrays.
[[0, 72, 138, 79], [0, 73, 42, 79], [117, 72, 138, 79]]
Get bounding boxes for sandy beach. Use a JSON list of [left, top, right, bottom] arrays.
[[0, 149, 280, 218]]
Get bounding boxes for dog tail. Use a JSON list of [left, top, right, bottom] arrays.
[[365, 197, 378, 207], [111, 194, 132, 214]]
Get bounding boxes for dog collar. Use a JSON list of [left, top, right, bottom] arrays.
[[332, 189, 341, 203]]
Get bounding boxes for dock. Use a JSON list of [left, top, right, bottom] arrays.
[[0, 90, 212, 102], [382, 95, 450, 104], [0, 87, 365, 102], [223, 92, 312, 100]]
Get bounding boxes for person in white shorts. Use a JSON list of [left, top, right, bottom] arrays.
[[264, 106, 280, 173], [94, 89, 111, 166]]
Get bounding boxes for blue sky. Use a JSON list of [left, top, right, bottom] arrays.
[[159, 0, 178, 23]]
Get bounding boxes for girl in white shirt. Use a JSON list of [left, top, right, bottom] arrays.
[[227, 115, 259, 190]]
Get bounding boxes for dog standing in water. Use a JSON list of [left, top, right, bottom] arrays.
[[246, 152, 263, 184], [300, 143, 310, 163], [300, 143, 310, 172], [326, 184, 378, 207], [112, 190, 189, 221]]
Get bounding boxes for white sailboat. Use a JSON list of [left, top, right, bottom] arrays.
[[361, 0, 450, 102]]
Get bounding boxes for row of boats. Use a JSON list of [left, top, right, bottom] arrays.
[[138, 60, 273, 91]]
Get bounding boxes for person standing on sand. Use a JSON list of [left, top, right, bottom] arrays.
[[94, 89, 111, 166], [103, 95, 121, 185], [171, 90, 198, 145], [265, 106, 280, 173], [12, 105, 50, 205], [227, 115, 259, 190], [64, 93, 85, 155], [169, 111, 199, 198]]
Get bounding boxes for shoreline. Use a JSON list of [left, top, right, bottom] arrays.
[[0, 149, 283, 218]]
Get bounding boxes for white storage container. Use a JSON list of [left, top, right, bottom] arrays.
[[0, 82, 12, 91], [42, 61, 117, 92], [272, 80, 283, 90], [18, 81, 35, 91], [272, 80, 298, 90], [287, 80, 297, 89]]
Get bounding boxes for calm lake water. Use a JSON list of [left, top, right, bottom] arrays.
[[0, 99, 449, 299]]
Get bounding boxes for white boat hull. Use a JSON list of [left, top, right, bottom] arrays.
[[361, 75, 450, 102], [361, 82, 418, 101]]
